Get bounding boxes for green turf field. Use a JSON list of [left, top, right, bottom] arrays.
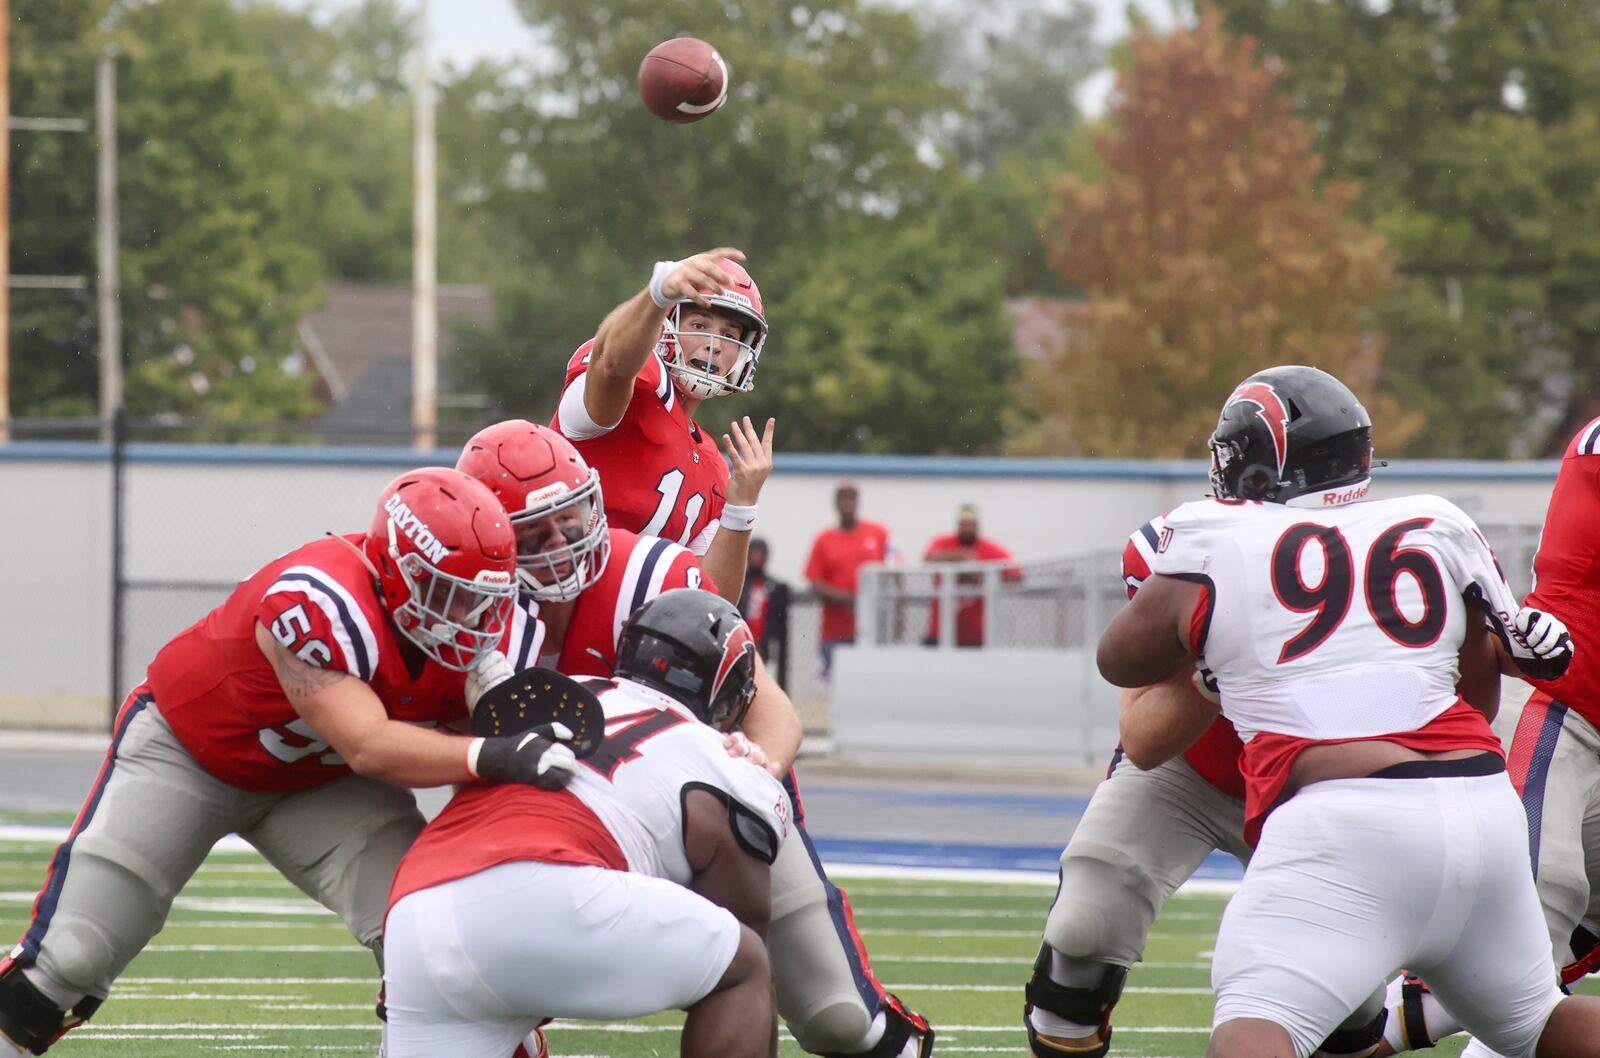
[[0, 836, 1483, 1057]]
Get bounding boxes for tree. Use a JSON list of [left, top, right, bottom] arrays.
[[9, 0, 107, 419], [1212, 0, 1600, 456], [1015, 9, 1409, 458], [112, 0, 323, 425], [9, 0, 325, 427], [720, 205, 1015, 454]]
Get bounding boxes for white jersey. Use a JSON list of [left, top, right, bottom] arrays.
[[389, 678, 790, 912], [1127, 493, 1533, 745], [566, 678, 790, 883]]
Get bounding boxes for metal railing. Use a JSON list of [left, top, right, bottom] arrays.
[[856, 552, 1125, 650]]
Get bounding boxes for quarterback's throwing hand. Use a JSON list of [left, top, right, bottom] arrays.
[[472, 724, 578, 790], [1514, 607, 1574, 663], [724, 416, 776, 506], [659, 247, 746, 307]]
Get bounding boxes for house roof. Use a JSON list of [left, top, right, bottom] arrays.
[[301, 281, 495, 444]]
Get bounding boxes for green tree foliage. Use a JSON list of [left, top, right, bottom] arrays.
[[111, 0, 322, 423], [1017, 10, 1407, 458], [10, 0, 107, 418], [1212, 0, 1600, 456], [443, 0, 1039, 450], [10, 0, 322, 425]]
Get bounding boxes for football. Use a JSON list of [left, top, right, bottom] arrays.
[[637, 37, 730, 124]]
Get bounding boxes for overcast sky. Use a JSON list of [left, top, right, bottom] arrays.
[[293, 0, 1179, 115]]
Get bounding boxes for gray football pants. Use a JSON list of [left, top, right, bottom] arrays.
[[770, 770, 921, 1055], [1044, 753, 1252, 967], [13, 693, 422, 1004]]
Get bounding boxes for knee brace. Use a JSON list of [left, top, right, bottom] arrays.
[[1023, 945, 1127, 1058], [0, 964, 101, 1055]]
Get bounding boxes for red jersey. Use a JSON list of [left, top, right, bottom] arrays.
[[741, 574, 773, 646], [1524, 415, 1600, 724], [804, 521, 893, 642], [145, 534, 473, 793], [501, 527, 712, 677], [922, 535, 1021, 647], [1120, 530, 1245, 798], [551, 342, 726, 549]]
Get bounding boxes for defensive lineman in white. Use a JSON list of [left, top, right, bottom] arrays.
[[382, 590, 790, 1058], [1098, 365, 1600, 1058]]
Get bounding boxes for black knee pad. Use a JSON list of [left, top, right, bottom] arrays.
[[0, 964, 101, 1055], [1315, 1006, 1387, 1058], [1023, 946, 1127, 1058]]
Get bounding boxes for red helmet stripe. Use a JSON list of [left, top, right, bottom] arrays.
[[712, 624, 757, 699], [1227, 381, 1291, 477]]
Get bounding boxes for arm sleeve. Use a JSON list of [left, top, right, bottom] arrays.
[[554, 350, 671, 441], [688, 519, 719, 557], [803, 537, 828, 583]]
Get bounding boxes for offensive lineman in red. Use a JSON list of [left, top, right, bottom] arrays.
[[550, 246, 774, 604], [455, 419, 802, 772], [0, 469, 581, 1057]]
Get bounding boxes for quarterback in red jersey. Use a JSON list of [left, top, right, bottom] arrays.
[[1101, 365, 1594, 1058], [0, 469, 583, 1058], [550, 246, 775, 604]]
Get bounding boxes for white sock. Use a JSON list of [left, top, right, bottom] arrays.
[[858, 1011, 887, 1051], [1028, 1005, 1102, 1040], [1380, 979, 1460, 1051]]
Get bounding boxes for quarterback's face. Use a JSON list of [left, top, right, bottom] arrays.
[[677, 308, 747, 380]]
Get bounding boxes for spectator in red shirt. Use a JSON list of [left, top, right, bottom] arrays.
[[804, 482, 894, 677], [923, 503, 1020, 647]]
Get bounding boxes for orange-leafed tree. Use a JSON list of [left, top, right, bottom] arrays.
[[1013, 8, 1415, 458]]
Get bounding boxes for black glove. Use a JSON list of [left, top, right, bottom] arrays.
[[472, 723, 578, 790]]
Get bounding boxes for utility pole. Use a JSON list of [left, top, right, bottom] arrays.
[[1, 0, 11, 445], [97, 46, 120, 441], [411, 0, 437, 451]]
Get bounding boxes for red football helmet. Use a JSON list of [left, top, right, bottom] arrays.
[[363, 467, 518, 671], [658, 258, 768, 399], [456, 420, 610, 601]]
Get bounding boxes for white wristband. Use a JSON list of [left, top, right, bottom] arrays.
[[648, 260, 679, 309], [721, 502, 758, 532], [465, 737, 486, 779]]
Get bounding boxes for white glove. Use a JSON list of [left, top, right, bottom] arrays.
[[465, 649, 515, 712], [1192, 663, 1221, 705], [1513, 607, 1573, 662], [724, 731, 778, 776]]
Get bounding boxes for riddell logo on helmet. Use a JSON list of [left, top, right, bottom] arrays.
[[1320, 481, 1371, 506], [384, 493, 450, 563]]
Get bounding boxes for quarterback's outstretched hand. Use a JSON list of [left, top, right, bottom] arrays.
[[1513, 607, 1574, 665], [464, 649, 515, 712], [471, 724, 578, 790], [724, 416, 776, 506], [656, 247, 746, 308]]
